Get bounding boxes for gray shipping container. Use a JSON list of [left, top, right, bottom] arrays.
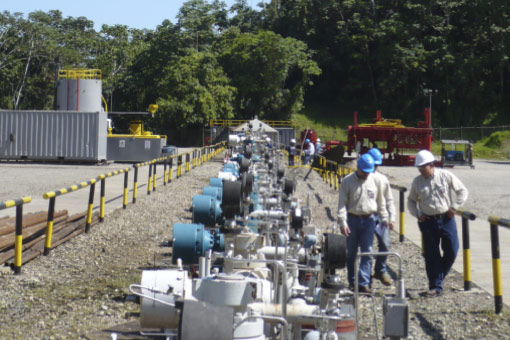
[[107, 136, 166, 162], [275, 127, 295, 146], [0, 110, 107, 162]]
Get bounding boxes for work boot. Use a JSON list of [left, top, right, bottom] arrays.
[[374, 272, 393, 286], [425, 289, 442, 298], [359, 285, 373, 295]]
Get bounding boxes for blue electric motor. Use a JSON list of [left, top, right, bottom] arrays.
[[209, 177, 223, 188], [202, 186, 223, 201], [222, 163, 239, 177], [192, 195, 222, 227], [172, 223, 224, 265]]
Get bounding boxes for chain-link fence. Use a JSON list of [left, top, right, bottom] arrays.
[[433, 126, 510, 142]]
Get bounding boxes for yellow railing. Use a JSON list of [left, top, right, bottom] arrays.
[[210, 119, 295, 128], [58, 69, 102, 80]]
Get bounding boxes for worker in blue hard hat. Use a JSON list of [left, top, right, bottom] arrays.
[[337, 153, 388, 294], [303, 138, 315, 165], [367, 148, 396, 286]]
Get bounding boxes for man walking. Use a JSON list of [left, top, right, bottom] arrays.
[[288, 139, 297, 166], [407, 150, 468, 297], [367, 148, 396, 286], [303, 139, 315, 165], [338, 154, 388, 294]]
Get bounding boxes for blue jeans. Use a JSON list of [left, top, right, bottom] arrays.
[[346, 214, 376, 287], [418, 215, 459, 293], [374, 218, 390, 274], [304, 154, 313, 165]]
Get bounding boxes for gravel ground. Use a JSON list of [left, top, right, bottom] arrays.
[[0, 154, 509, 339]]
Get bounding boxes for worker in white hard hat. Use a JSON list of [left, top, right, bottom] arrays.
[[288, 139, 297, 166], [407, 150, 468, 297]]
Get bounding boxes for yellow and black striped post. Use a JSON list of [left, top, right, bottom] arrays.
[[14, 204, 23, 274], [152, 160, 157, 192], [133, 166, 139, 203], [85, 181, 96, 233], [334, 164, 339, 190], [186, 153, 190, 172], [147, 164, 153, 195], [390, 184, 407, 243], [0, 197, 31, 273], [399, 188, 406, 242], [488, 216, 509, 314], [456, 209, 476, 291], [123, 171, 129, 209], [44, 197, 56, 255], [99, 177, 106, 222], [169, 157, 174, 182], [163, 158, 168, 185], [177, 155, 183, 177]]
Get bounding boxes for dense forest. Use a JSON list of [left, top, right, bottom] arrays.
[[1, 0, 509, 140]]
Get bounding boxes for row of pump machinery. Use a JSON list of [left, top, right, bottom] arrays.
[[127, 128, 409, 340]]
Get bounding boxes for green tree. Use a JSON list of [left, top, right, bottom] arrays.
[[155, 48, 235, 130], [96, 25, 149, 112], [218, 29, 320, 120]]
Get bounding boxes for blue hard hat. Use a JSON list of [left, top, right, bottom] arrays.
[[305, 138, 310, 143], [367, 148, 383, 165], [358, 154, 375, 173]]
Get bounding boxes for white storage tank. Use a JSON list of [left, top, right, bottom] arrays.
[[56, 69, 103, 112]]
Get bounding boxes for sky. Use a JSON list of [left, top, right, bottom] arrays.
[[2, 0, 259, 31]]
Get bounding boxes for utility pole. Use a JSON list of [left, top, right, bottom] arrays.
[[424, 88, 438, 127]]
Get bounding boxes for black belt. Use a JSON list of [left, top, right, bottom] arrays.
[[348, 212, 373, 218], [424, 212, 449, 220]]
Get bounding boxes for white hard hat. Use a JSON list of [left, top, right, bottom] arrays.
[[290, 138, 296, 143], [415, 150, 435, 166], [266, 137, 271, 142], [316, 138, 321, 142]]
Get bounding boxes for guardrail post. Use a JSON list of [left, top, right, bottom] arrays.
[[147, 164, 153, 195], [44, 197, 56, 255], [169, 157, 174, 182], [399, 189, 405, 242], [85, 182, 96, 233], [163, 158, 168, 185], [13, 204, 23, 274], [178, 155, 183, 177], [123, 171, 129, 209], [186, 153, 190, 172], [133, 166, 139, 203], [152, 161, 157, 192], [100, 177, 106, 222], [334, 164, 339, 190], [462, 215, 471, 291], [490, 220, 503, 314]]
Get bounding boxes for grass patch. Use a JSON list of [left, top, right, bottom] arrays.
[[472, 130, 510, 159], [292, 113, 348, 142]]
